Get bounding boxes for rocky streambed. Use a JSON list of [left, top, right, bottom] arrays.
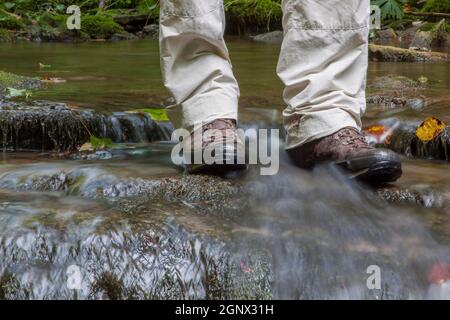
[[1, 39, 450, 299]]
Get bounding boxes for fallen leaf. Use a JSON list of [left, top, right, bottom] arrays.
[[140, 108, 169, 121], [79, 143, 93, 152], [364, 124, 393, 145], [416, 117, 446, 142], [365, 125, 386, 137], [39, 63, 51, 69], [417, 76, 428, 84]]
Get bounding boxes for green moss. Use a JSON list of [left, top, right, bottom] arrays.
[[224, 0, 282, 26], [0, 70, 32, 87], [422, 0, 450, 14], [419, 21, 450, 33], [140, 108, 169, 121], [81, 15, 124, 39], [0, 15, 23, 30], [37, 12, 66, 28], [0, 28, 12, 42]]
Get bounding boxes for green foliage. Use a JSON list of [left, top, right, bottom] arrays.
[[90, 135, 114, 150], [4, 0, 66, 13], [224, 0, 282, 26], [37, 12, 66, 28], [420, 21, 450, 33], [0, 28, 12, 42], [422, 0, 450, 14], [0, 13, 23, 30], [372, 0, 405, 20], [81, 15, 124, 39], [0, 70, 31, 87], [141, 108, 169, 121], [136, 0, 159, 15]]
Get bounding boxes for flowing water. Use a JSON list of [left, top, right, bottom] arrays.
[[0, 39, 449, 299]]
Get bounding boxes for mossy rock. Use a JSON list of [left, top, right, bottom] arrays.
[[0, 28, 12, 42], [0, 70, 41, 95], [81, 15, 124, 39], [389, 19, 413, 31]]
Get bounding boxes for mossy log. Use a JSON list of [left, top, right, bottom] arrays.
[[369, 44, 448, 62]]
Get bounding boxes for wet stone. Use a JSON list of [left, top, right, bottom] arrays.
[[388, 123, 450, 161], [0, 100, 174, 152], [369, 44, 448, 62]]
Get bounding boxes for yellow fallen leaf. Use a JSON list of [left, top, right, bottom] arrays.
[[365, 125, 386, 137], [364, 124, 393, 145], [416, 117, 446, 142], [79, 143, 93, 152]]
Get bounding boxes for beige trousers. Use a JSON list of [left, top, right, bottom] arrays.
[[160, 0, 370, 148]]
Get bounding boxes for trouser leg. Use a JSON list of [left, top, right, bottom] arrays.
[[277, 0, 370, 149], [159, 0, 239, 131]]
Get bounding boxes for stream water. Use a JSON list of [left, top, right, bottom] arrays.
[[0, 39, 449, 299]]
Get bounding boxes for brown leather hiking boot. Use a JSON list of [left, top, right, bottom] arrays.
[[183, 119, 247, 174], [287, 127, 402, 183]]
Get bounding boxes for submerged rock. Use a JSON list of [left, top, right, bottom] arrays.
[[409, 31, 434, 51], [373, 28, 398, 45], [0, 100, 173, 152], [369, 75, 426, 91], [367, 95, 429, 110], [369, 44, 448, 62], [250, 31, 283, 44]]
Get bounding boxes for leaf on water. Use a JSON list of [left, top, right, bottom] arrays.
[[6, 87, 32, 99], [41, 76, 66, 84], [417, 76, 428, 84], [79, 143, 93, 152], [89, 136, 114, 151], [141, 108, 169, 121], [39, 63, 51, 69], [365, 125, 386, 137], [364, 124, 393, 145], [416, 117, 446, 142]]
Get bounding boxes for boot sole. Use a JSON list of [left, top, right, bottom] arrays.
[[335, 150, 402, 184], [185, 147, 247, 175]]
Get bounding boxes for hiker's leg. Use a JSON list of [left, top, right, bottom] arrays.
[[277, 0, 370, 149], [159, 0, 239, 131]]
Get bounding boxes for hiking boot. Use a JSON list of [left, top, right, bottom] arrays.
[[287, 127, 402, 183], [183, 119, 247, 174]]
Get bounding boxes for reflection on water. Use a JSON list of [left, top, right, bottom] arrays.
[[0, 39, 448, 115]]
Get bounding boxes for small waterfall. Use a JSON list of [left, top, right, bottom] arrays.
[[0, 100, 174, 152]]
